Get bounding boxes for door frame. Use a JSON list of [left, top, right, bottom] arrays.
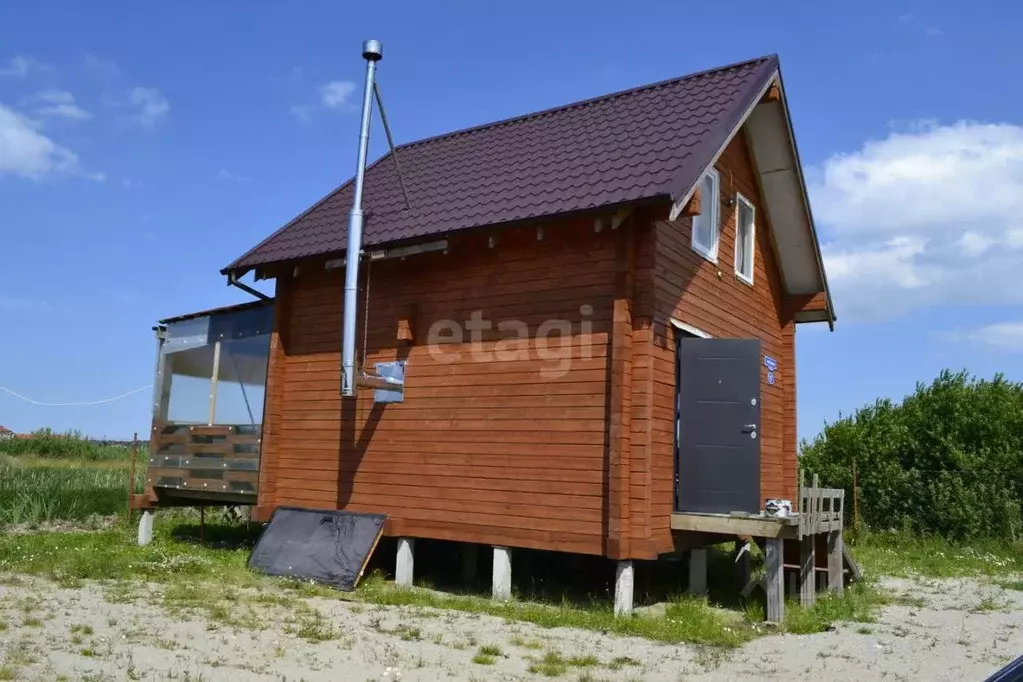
[[670, 319, 712, 512]]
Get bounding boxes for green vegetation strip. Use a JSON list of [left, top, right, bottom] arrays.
[[0, 456, 143, 525], [0, 429, 137, 461], [851, 533, 1023, 578]]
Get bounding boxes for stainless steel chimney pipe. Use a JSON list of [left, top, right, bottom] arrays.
[[341, 39, 382, 396]]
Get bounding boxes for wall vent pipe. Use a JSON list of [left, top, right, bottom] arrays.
[[341, 39, 383, 397]]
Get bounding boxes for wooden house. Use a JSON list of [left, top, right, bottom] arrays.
[[138, 54, 836, 619]]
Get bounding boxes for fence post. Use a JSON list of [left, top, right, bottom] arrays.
[[126, 432, 138, 525], [852, 454, 860, 535]]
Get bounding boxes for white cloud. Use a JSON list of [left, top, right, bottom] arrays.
[[945, 323, 1023, 353], [0, 104, 79, 178], [319, 80, 356, 109], [26, 90, 92, 121], [0, 55, 52, 78], [291, 80, 357, 122], [217, 168, 249, 182], [127, 87, 169, 128], [811, 121, 1023, 321], [83, 54, 119, 80], [0, 103, 103, 181]]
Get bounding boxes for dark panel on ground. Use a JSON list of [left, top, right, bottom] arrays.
[[248, 507, 386, 590]]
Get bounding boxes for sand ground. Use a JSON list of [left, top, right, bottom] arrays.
[[0, 574, 1020, 681]]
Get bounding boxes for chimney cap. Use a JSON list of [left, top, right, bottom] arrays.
[[362, 40, 383, 62]]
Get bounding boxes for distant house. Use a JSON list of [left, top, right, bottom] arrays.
[[0, 426, 14, 441]]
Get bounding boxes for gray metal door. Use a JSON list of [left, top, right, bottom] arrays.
[[675, 338, 761, 514]]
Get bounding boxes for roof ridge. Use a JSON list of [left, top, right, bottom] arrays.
[[397, 54, 777, 151]]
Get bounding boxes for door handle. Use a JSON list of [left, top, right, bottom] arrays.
[[742, 424, 757, 433]]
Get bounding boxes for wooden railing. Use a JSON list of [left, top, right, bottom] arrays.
[[798, 473, 844, 538]]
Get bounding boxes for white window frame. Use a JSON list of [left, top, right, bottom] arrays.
[[690, 168, 720, 263], [734, 193, 756, 285]]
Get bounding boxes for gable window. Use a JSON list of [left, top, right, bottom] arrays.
[[734, 193, 755, 284], [691, 168, 719, 262]]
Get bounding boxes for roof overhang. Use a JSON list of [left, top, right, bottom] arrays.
[[745, 72, 835, 328]]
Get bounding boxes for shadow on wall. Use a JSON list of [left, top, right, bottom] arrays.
[[336, 342, 412, 510]]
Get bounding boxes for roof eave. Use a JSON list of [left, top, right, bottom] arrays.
[[772, 66, 836, 329], [223, 196, 667, 279]]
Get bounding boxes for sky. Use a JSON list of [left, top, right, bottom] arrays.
[[0, 0, 1020, 441]]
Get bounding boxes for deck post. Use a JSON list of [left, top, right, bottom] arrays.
[[492, 546, 512, 601], [765, 538, 784, 623], [461, 543, 479, 586], [800, 534, 816, 608], [614, 560, 634, 616], [688, 548, 708, 596], [395, 537, 414, 588], [137, 510, 154, 546], [827, 530, 844, 592]]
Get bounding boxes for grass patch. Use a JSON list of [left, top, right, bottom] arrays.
[[357, 576, 752, 648], [477, 644, 502, 657], [0, 523, 257, 585], [472, 645, 499, 665], [510, 634, 545, 649], [4, 639, 38, 667], [0, 666, 16, 681], [293, 614, 341, 643], [0, 455, 142, 525], [782, 581, 883, 634], [529, 650, 570, 677], [395, 624, 421, 641], [999, 579, 1023, 591], [852, 533, 1022, 578], [606, 656, 640, 671], [566, 654, 599, 667]]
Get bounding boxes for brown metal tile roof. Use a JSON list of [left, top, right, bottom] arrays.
[[225, 55, 779, 275]]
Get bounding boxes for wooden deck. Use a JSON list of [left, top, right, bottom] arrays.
[[672, 475, 854, 625], [670, 512, 798, 538]]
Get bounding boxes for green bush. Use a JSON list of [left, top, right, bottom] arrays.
[[800, 370, 1023, 542], [0, 428, 133, 461]]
